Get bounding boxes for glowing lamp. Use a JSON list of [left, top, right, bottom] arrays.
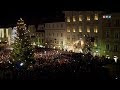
[[20, 63, 24, 66]]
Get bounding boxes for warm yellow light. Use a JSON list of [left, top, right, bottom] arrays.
[[73, 28, 76, 32], [81, 40, 84, 46], [67, 17, 70, 22], [73, 16, 76, 22], [0, 29, 4, 38], [67, 27, 70, 32], [87, 26, 90, 32], [67, 46, 74, 52], [8, 35, 11, 45], [87, 16, 90, 21], [94, 26, 98, 33], [0, 29, 1, 38], [6, 29, 9, 37], [94, 43, 97, 47], [79, 15, 82, 21], [79, 26, 82, 32], [73, 40, 79, 45], [94, 14, 98, 20], [33, 42, 36, 45]]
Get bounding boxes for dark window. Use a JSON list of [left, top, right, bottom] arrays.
[[56, 41, 59, 44], [55, 40, 56, 43], [114, 45, 118, 52], [67, 38, 70, 41], [115, 19, 120, 27], [106, 31, 109, 38], [52, 24, 54, 28], [106, 44, 109, 51], [108, 22, 111, 27], [42, 34, 44, 37], [61, 41, 63, 44], [115, 32, 119, 39], [49, 24, 50, 28], [57, 24, 59, 28], [42, 39, 44, 43], [91, 37, 95, 42]]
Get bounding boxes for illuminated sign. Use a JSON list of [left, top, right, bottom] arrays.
[[103, 15, 111, 19]]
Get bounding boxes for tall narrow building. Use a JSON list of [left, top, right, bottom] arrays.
[[102, 13, 120, 58]]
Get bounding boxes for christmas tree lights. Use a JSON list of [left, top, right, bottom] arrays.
[[11, 18, 34, 68]]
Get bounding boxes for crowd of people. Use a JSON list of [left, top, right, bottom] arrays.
[[34, 48, 70, 66], [0, 48, 119, 80], [0, 50, 11, 63]]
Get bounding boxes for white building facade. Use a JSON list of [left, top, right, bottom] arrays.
[[0, 27, 12, 46], [28, 25, 36, 45], [45, 22, 66, 50], [36, 24, 45, 47]]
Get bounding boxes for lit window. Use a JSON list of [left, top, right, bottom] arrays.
[[67, 17, 70, 22], [73, 16, 76, 22], [6, 29, 9, 37], [0, 29, 2, 38], [94, 43, 97, 47], [94, 14, 98, 20], [87, 16, 90, 21], [94, 26, 98, 33], [87, 26, 90, 32], [73, 28, 76, 32], [79, 26, 82, 32], [2, 29, 4, 38], [67, 27, 70, 32], [79, 15, 82, 21], [0, 29, 4, 38]]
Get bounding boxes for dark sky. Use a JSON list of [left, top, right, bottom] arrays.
[[0, 0, 118, 26]]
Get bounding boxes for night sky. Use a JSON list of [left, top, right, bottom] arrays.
[[0, 0, 118, 26]]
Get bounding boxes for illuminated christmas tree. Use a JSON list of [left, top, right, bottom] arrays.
[[11, 18, 34, 68]]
